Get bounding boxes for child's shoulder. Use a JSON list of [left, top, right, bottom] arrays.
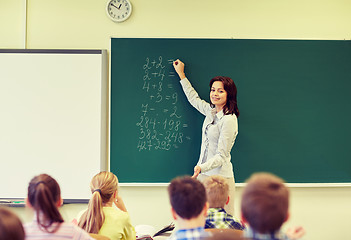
[[103, 207, 130, 220]]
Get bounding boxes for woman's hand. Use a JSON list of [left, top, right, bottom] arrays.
[[173, 59, 186, 80], [192, 166, 201, 178], [114, 194, 127, 212]]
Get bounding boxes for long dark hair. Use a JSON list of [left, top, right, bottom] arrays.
[[209, 76, 239, 117], [27, 174, 64, 233]]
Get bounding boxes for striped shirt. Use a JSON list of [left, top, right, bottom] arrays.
[[24, 220, 94, 240]]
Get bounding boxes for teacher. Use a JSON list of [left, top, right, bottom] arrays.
[[173, 59, 239, 215]]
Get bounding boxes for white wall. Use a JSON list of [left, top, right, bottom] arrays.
[[1, 1, 351, 239]]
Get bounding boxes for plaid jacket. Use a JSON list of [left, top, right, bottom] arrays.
[[205, 208, 244, 230]]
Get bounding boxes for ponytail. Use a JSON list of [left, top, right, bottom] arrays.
[[78, 191, 105, 233], [27, 174, 64, 233], [78, 171, 118, 234]]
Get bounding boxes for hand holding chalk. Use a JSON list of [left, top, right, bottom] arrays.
[[173, 59, 186, 80]]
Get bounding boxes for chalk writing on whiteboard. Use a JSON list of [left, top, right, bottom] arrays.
[[136, 56, 191, 151]]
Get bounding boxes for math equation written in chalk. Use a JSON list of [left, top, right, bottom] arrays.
[[136, 56, 191, 151]]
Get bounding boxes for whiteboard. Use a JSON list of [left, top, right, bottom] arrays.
[[0, 50, 107, 201]]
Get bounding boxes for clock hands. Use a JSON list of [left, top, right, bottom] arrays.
[[111, 3, 122, 9]]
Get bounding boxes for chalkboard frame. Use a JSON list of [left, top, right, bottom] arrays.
[[109, 38, 351, 185]]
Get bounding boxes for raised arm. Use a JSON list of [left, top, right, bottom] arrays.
[[173, 59, 186, 80], [114, 194, 127, 212], [172, 59, 211, 116]]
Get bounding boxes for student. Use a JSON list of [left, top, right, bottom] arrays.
[[78, 171, 135, 240], [24, 173, 93, 240], [241, 173, 305, 240], [167, 176, 210, 240], [173, 59, 239, 215], [203, 175, 244, 230], [0, 207, 25, 240]]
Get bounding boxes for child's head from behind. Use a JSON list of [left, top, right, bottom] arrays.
[[78, 171, 118, 234], [27, 173, 64, 232], [90, 171, 118, 204], [241, 173, 289, 234], [0, 207, 25, 240], [203, 175, 228, 208], [168, 176, 207, 220]]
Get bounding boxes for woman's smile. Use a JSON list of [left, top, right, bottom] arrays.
[[210, 81, 227, 111]]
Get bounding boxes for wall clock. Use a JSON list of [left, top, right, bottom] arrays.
[[106, 0, 132, 22]]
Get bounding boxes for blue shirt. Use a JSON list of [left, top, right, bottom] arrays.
[[168, 227, 210, 240], [244, 228, 291, 240]]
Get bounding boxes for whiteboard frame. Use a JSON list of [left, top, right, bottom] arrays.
[[0, 49, 108, 202]]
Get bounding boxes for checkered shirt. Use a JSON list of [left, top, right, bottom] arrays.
[[167, 227, 210, 240], [205, 208, 244, 230]]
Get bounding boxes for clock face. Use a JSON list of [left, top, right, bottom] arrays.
[[107, 0, 132, 22]]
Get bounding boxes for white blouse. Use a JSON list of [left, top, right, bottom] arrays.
[[180, 78, 238, 178]]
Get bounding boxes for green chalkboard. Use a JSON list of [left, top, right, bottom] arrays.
[[110, 38, 351, 183]]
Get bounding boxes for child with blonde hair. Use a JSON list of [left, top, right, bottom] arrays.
[[203, 175, 244, 230], [78, 171, 135, 240]]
